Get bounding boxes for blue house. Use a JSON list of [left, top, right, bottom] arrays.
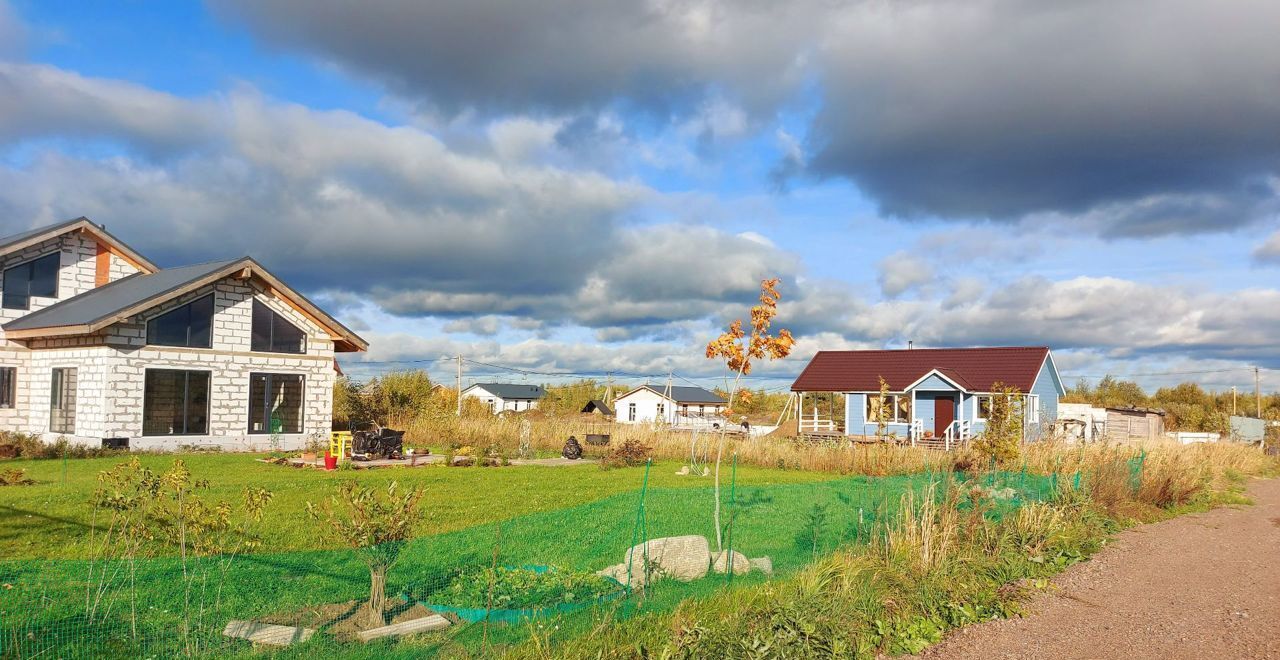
[[790, 346, 1065, 445]]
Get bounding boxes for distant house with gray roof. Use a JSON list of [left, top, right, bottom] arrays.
[[462, 382, 547, 413], [0, 217, 366, 450], [613, 383, 726, 424]]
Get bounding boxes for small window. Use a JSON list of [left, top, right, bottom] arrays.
[[251, 300, 306, 354], [3, 252, 60, 310], [656, 402, 665, 420], [146, 295, 214, 348], [49, 367, 76, 434], [143, 369, 210, 436], [0, 367, 15, 408], [248, 373, 304, 434], [977, 396, 993, 421], [628, 402, 636, 421]]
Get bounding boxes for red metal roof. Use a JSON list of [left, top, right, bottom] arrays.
[[790, 346, 1050, 393]]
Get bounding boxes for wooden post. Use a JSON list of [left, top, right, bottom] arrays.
[[456, 354, 463, 417]]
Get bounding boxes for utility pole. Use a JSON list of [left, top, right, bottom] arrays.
[[1231, 386, 1237, 416], [456, 354, 463, 417], [604, 372, 614, 405], [1256, 367, 1262, 418]]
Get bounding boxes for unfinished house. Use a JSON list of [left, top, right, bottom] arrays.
[[0, 218, 367, 450]]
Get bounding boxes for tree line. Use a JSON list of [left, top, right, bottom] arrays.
[[1062, 375, 1280, 433]]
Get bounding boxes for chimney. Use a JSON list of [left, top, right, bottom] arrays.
[[907, 340, 913, 350]]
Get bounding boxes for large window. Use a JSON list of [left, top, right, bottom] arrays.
[[251, 300, 306, 354], [146, 295, 214, 348], [49, 367, 76, 434], [143, 369, 210, 436], [866, 393, 912, 423], [248, 373, 304, 434], [3, 252, 60, 310], [0, 367, 15, 408]]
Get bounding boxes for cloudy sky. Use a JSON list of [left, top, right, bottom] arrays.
[[2, 0, 1279, 393]]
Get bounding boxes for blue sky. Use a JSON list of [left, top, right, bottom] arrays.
[[2, 0, 1278, 394]]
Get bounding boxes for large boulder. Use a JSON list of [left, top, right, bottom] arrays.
[[710, 550, 750, 575], [749, 556, 773, 576], [624, 535, 710, 583]]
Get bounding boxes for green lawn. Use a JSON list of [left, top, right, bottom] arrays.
[[0, 453, 833, 560], [0, 453, 1052, 658]]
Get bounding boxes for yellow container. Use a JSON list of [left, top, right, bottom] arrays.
[[329, 431, 352, 460]]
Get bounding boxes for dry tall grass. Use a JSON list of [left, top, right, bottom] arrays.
[[396, 414, 1279, 491]]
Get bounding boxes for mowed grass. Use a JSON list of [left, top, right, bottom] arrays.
[[0, 452, 1054, 659], [0, 452, 836, 560]]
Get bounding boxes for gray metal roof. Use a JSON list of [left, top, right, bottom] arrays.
[[635, 384, 726, 404], [0, 218, 85, 253], [4, 259, 241, 331], [0, 217, 158, 271], [467, 383, 547, 399]]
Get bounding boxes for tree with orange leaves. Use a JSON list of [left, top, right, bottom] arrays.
[[704, 277, 795, 550]]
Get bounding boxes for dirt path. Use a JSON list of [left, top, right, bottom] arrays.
[[924, 477, 1280, 660]]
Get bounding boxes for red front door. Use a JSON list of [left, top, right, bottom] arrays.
[[934, 396, 955, 437]]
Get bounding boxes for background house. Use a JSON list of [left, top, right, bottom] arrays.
[[581, 399, 613, 416], [790, 346, 1064, 443], [0, 217, 366, 450], [462, 383, 546, 413], [613, 384, 726, 425]]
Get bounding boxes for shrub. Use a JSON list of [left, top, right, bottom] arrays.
[[439, 566, 618, 610], [0, 468, 34, 486], [972, 383, 1024, 464], [307, 480, 425, 628], [600, 439, 652, 469]]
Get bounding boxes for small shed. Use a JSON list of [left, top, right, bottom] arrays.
[[1105, 406, 1166, 443], [581, 400, 614, 416]]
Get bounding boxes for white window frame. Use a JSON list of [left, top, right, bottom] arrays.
[[628, 402, 636, 421]]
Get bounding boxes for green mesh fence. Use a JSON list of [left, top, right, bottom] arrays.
[[0, 460, 1061, 658]]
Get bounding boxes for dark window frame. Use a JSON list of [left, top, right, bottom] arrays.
[[251, 299, 307, 354], [0, 367, 15, 408], [247, 372, 305, 434], [142, 369, 211, 436], [3, 252, 61, 310], [145, 294, 215, 348]]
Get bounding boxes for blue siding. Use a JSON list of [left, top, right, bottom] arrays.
[[914, 373, 961, 391], [846, 393, 866, 433], [1029, 356, 1064, 425], [845, 392, 909, 437]]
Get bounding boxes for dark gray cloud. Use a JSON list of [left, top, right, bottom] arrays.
[[1254, 230, 1280, 265], [214, 0, 1280, 236], [811, 0, 1280, 232], [211, 0, 814, 117]]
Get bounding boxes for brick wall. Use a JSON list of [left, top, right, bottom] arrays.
[[18, 275, 338, 450], [0, 231, 142, 431]]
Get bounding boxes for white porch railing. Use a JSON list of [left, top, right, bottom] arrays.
[[911, 419, 970, 450], [799, 406, 838, 433]]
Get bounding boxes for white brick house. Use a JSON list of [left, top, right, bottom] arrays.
[[0, 218, 367, 451]]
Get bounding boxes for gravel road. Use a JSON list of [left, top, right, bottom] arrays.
[[923, 477, 1280, 660]]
